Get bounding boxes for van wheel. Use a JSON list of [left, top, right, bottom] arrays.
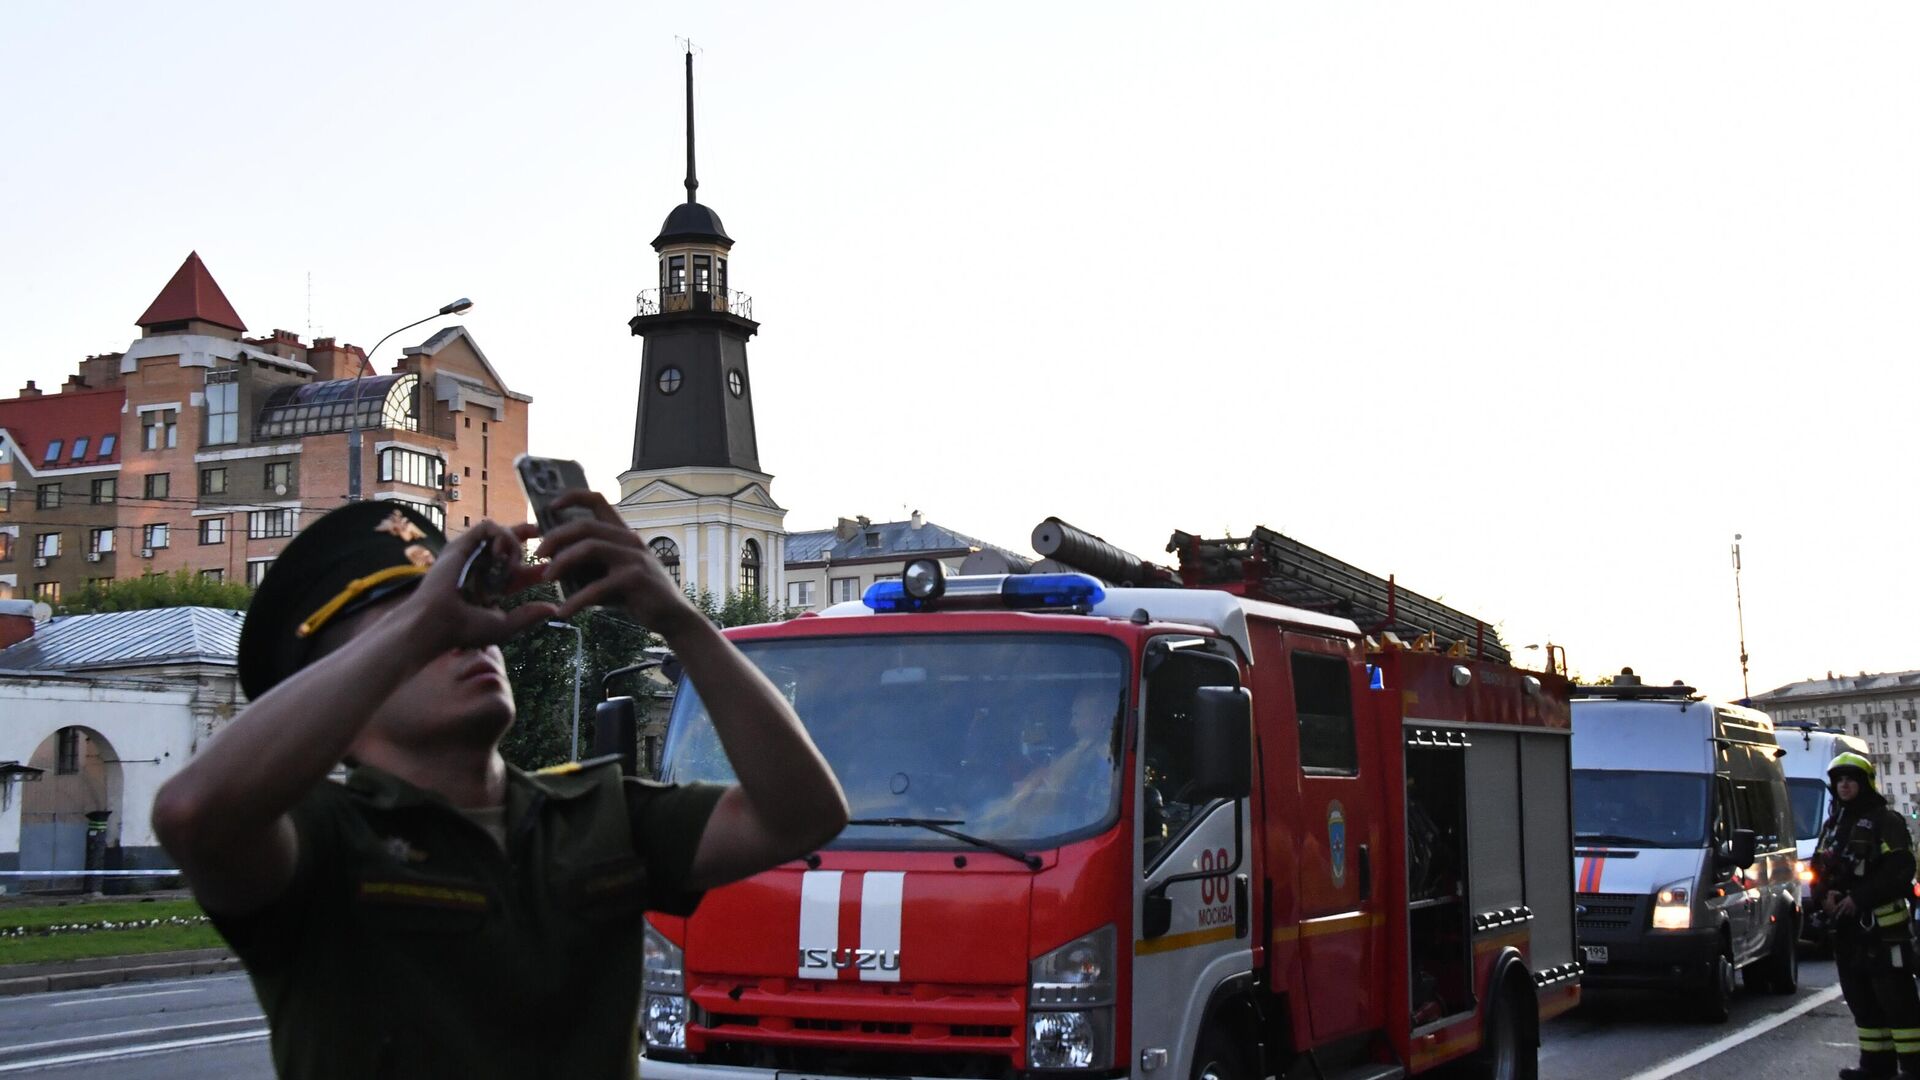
[[1191, 1022, 1251, 1080], [1698, 940, 1736, 1023], [1756, 917, 1799, 994], [1469, 971, 1538, 1080]]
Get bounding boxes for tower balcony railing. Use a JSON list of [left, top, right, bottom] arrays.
[[635, 286, 753, 321]]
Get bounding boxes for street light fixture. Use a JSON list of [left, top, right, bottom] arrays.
[[345, 297, 474, 501], [548, 620, 585, 761]]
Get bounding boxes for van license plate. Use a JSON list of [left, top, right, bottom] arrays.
[[1582, 945, 1608, 965]]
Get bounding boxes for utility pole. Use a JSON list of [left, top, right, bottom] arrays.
[[1732, 534, 1751, 703]]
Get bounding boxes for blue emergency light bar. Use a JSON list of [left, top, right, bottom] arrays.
[[863, 572, 1106, 614]]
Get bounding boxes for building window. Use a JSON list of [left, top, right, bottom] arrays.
[[200, 568, 224, 584], [657, 367, 683, 395], [378, 448, 445, 489], [693, 254, 712, 292], [204, 372, 238, 445], [99, 434, 116, 458], [0, 534, 10, 561], [740, 539, 761, 596], [264, 461, 292, 491], [379, 497, 444, 531], [144, 523, 170, 550], [142, 410, 177, 450], [55, 728, 80, 774], [89, 528, 113, 554], [43, 440, 61, 463], [728, 369, 744, 398], [36, 484, 61, 510], [200, 467, 227, 496], [650, 537, 681, 587], [787, 580, 816, 609], [247, 559, 275, 587], [36, 533, 59, 559], [145, 473, 170, 499], [717, 257, 727, 291], [247, 509, 296, 539], [91, 478, 116, 504], [668, 254, 687, 293], [70, 437, 88, 461], [199, 519, 226, 545], [830, 576, 860, 604], [35, 581, 60, 605]]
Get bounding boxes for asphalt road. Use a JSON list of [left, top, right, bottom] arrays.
[[0, 957, 1864, 1078]]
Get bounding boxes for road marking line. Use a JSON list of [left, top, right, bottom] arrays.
[[1624, 984, 1844, 1080], [23, 973, 246, 1004], [50, 986, 205, 1007], [0, 1016, 265, 1056], [0, 1029, 267, 1073]]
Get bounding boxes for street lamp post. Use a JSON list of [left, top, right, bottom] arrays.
[[346, 297, 473, 501], [549, 620, 585, 761]]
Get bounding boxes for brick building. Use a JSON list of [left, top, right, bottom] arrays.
[[0, 252, 530, 602]]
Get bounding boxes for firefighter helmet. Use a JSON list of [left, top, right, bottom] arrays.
[[1828, 751, 1878, 789]]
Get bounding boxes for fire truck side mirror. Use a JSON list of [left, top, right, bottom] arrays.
[[594, 697, 640, 778], [1189, 687, 1253, 803]]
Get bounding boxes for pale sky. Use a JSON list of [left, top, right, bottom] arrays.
[[3, 3, 1915, 701]]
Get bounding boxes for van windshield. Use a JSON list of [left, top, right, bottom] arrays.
[[661, 633, 1131, 849], [1572, 769, 1710, 848], [1788, 778, 1828, 840]]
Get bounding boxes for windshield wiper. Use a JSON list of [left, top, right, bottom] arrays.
[[1574, 832, 1662, 846], [848, 817, 1043, 870]]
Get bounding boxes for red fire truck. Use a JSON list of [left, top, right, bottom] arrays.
[[638, 520, 1579, 1080]]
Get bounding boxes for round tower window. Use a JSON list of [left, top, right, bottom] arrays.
[[727, 369, 744, 398], [657, 367, 683, 395]]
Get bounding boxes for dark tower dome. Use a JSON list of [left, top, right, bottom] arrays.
[[652, 202, 732, 250]]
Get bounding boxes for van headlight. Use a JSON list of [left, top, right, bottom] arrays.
[[1652, 879, 1692, 931], [643, 920, 688, 1050], [1028, 926, 1115, 1069]]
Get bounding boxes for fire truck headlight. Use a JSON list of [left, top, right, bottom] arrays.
[[1029, 925, 1116, 1004], [1028, 1009, 1111, 1070], [1652, 879, 1692, 931], [644, 992, 689, 1051], [642, 920, 689, 1050], [1028, 927, 1115, 1069]]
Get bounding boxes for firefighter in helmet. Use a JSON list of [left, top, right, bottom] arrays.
[[1817, 751, 1920, 1080]]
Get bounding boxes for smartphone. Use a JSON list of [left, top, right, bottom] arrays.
[[514, 454, 601, 598]]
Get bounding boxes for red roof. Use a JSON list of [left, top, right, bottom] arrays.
[[0, 387, 126, 474], [135, 252, 246, 332]]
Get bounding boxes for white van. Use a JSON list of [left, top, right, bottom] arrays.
[[1774, 723, 1872, 932], [1570, 673, 1800, 1022]]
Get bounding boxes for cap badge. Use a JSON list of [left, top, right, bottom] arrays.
[[376, 510, 427, 543]]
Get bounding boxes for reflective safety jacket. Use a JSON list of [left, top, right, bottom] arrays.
[[1821, 791, 1916, 941]]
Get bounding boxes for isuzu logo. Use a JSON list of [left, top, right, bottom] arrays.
[[798, 947, 903, 973]]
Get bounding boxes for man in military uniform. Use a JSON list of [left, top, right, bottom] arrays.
[[152, 493, 849, 1079], [1817, 751, 1920, 1080]]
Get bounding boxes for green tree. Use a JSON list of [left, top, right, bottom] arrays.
[[497, 585, 793, 771], [57, 570, 253, 615]]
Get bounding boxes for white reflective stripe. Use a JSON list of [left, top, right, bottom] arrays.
[[859, 871, 906, 983], [798, 871, 843, 980]]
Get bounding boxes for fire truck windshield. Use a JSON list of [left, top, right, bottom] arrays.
[[1572, 769, 1711, 848], [660, 632, 1131, 849]]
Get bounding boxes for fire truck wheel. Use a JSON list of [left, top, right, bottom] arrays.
[[1470, 972, 1538, 1080], [1190, 1022, 1251, 1080]]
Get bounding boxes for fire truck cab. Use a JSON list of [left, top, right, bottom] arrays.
[[640, 524, 1578, 1080]]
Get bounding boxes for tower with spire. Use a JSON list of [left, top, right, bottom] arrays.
[[617, 48, 787, 602]]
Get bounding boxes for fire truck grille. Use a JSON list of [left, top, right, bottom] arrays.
[[700, 1041, 1015, 1079], [705, 1016, 1011, 1040], [1577, 892, 1643, 931]]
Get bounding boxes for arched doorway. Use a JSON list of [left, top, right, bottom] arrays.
[[19, 726, 124, 893]]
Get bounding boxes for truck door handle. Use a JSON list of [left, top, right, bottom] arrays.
[[1358, 844, 1372, 902]]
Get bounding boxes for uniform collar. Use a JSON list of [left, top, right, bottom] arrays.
[[343, 762, 583, 811]]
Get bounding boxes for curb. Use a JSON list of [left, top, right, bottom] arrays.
[[0, 949, 242, 997]]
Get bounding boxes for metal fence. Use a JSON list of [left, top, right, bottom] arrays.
[[634, 286, 754, 321]]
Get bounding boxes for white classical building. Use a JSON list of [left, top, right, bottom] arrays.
[[1754, 669, 1920, 816], [0, 606, 242, 891]]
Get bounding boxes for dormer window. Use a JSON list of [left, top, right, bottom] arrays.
[[43, 440, 61, 463], [70, 437, 87, 461], [98, 434, 115, 458]]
